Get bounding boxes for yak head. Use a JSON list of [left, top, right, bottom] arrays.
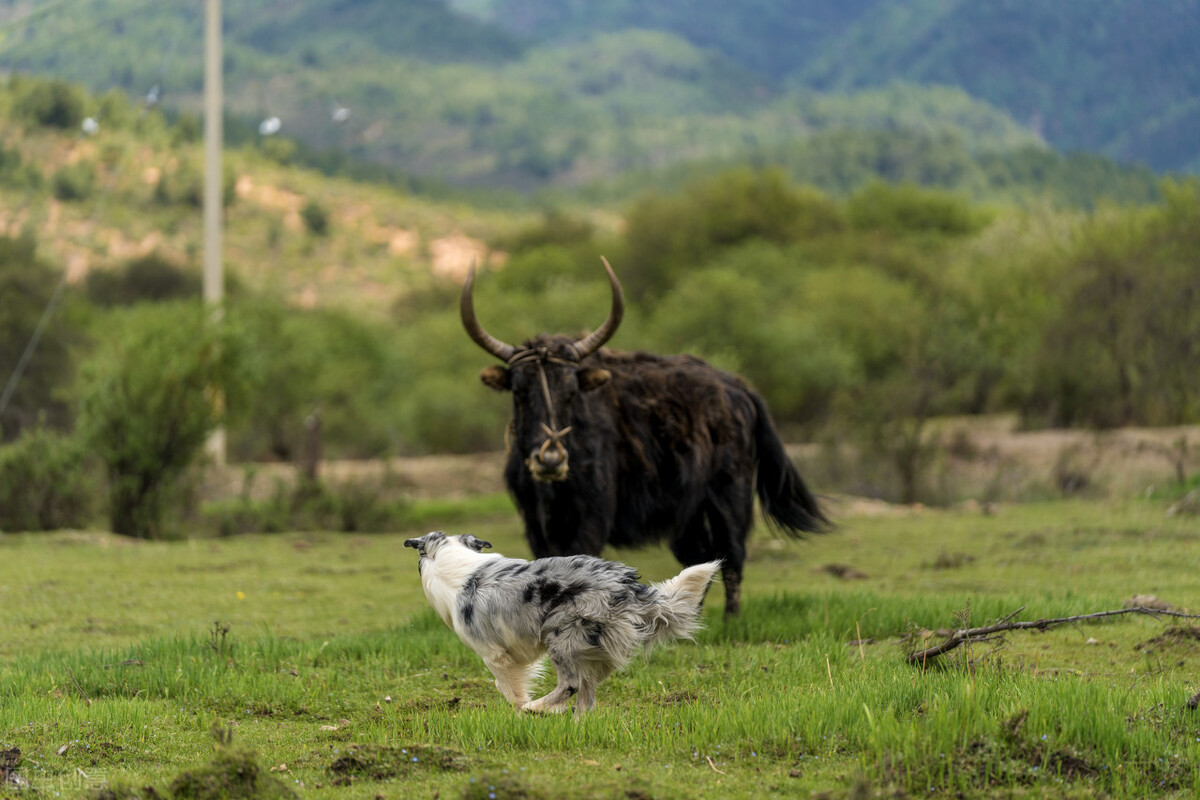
[[461, 258, 624, 483]]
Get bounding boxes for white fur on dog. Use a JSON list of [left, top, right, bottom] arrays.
[[404, 532, 719, 715]]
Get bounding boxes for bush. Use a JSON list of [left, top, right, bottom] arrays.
[[78, 303, 249, 538], [623, 167, 841, 301], [85, 253, 201, 307], [0, 232, 77, 440], [52, 162, 97, 202], [848, 182, 985, 236], [0, 425, 95, 531], [13, 77, 86, 130], [202, 476, 412, 536], [0, 143, 43, 191], [301, 200, 330, 236]]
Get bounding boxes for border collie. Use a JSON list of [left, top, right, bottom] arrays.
[[404, 531, 720, 715]]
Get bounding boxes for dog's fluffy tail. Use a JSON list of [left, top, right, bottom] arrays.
[[642, 561, 722, 648]]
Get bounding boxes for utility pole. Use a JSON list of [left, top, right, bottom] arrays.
[[204, 0, 226, 465]]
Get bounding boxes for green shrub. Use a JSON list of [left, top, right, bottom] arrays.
[[0, 232, 77, 440], [301, 199, 330, 236], [85, 253, 201, 307], [0, 425, 95, 532], [78, 303, 249, 538], [623, 167, 839, 301], [202, 476, 412, 536], [848, 181, 985, 235], [0, 143, 43, 191], [13, 77, 86, 130], [52, 162, 97, 202]]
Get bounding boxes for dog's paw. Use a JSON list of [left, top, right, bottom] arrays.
[[521, 699, 568, 714]]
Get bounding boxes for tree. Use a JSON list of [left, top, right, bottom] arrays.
[[78, 303, 247, 538]]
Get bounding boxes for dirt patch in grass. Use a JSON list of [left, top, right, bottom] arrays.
[[167, 747, 297, 800], [1136, 626, 1200, 653], [88, 747, 298, 800], [399, 695, 475, 713], [461, 773, 656, 800], [652, 690, 698, 707], [328, 744, 467, 784]]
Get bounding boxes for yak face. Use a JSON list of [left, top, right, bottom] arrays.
[[462, 258, 624, 484], [480, 337, 611, 482]]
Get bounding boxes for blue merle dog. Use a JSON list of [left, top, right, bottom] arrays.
[[404, 531, 720, 715]]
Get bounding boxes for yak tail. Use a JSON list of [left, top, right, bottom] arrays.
[[642, 561, 723, 648], [751, 392, 830, 536]]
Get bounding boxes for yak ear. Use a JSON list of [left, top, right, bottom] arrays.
[[579, 368, 611, 392], [480, 365, 511, 392], [461, 535, 493, 552]]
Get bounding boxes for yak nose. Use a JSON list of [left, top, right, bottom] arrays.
[[527, 428, 571, 481], [538, 446, 564, 469]]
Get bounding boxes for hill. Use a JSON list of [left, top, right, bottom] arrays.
[[453, 0, 1200, 175], [0, 0, 1135, 198], [801, 0, 1200, 173]]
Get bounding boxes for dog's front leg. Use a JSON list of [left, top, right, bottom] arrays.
[[481, 651, 535, 709]]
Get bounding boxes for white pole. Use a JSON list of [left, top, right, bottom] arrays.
[[204, 0, 226, 465]]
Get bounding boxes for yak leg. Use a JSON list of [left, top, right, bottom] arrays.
[[674, 480, 752, 618], [669, 502, 725, 613], [714, 476, 754, 618], [721, 564, 743, 617]]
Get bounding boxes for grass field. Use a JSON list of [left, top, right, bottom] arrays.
[[3, 496, 1200, 798]]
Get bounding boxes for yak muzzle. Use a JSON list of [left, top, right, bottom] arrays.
[[525, 424, 572, 482]]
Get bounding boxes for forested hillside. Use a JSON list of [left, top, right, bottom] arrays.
[[0, 0, 1186, 196], [3, 73, 1199, 534], [455, 0, 1200, 174], [801, 0, 1200, 173]]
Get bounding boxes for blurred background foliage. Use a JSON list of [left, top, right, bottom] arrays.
[[1, 72, 1198, 533]]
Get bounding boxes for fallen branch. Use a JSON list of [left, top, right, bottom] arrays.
[[907, 606, 1200, 665]]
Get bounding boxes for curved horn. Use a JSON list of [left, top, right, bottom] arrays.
[[573, 256, 625, 359], [461, 262, 518, 363]]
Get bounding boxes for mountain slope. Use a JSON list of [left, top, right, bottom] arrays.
[[447, 0, 884, 80], [452, 0, 1200, 174], [0, 2, 1046, 192], [801, 0, 1200, 172]]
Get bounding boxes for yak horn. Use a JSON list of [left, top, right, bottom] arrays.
[[572, 256, 625, 359], [461, 261, 519, 363]]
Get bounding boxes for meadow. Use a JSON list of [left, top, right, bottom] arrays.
[[3, 494, 1200, 799]]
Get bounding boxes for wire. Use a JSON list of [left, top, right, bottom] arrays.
[[0, 0, 192, 426], [0, 0, 170, 60], [0, 0, 90, 36]]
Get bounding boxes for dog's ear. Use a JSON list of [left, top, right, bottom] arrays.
[[460, 535, 493, 552]]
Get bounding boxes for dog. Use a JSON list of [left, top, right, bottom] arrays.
[[403, 531, 720, 715]]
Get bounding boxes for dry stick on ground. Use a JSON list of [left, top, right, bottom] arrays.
[[907, 606, 1200, 665]]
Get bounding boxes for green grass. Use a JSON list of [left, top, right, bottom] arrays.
[[2, 498, 1200, 798]]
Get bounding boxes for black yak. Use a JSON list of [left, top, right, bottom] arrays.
[[461, 258, 828, 616]]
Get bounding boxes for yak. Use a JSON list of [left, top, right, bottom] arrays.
[[461, 258, 828, 616]]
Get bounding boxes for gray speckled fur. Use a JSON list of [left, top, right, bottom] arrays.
[[404, 531, 719, 715]]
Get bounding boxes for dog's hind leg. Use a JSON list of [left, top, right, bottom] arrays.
[[572, 660, 616, 716], [523, 651, 584, 714], [526, 656, 616, 716]]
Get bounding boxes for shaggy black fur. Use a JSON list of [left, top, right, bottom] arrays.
[[479, 334, 829, 616]]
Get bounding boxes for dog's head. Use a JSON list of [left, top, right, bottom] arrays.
[[403, 532, 493, 561]]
